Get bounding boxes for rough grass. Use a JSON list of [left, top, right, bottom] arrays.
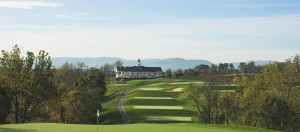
[[0, 123, 273, 132], [99, 93, 123, 124]]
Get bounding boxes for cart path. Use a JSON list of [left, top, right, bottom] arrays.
[[117, 88, 133, 124], [101, 91, 122, 106]]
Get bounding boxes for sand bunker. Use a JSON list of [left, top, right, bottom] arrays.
[[167, 87, 184, 92]]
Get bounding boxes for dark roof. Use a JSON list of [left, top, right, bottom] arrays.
[[117, 66, 162, 72]]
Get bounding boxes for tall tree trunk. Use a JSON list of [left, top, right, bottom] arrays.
[[14, 95, 19, 123], [208, 96, 211, 124]]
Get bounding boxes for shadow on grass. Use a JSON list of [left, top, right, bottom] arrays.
[[127, 109, 197, 123], [0, 127, 36, 132], [125, 99, 182, 106], [99, 109, 123, 125]]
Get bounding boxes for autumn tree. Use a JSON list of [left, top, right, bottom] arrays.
[[0, 45, 56, 123], [77, 68, 106, 123], [0, 70, 11, 123], [233, 55, 300, 131], [115, 60, 123, 68], [0, 45, 33, 123], [55, 62, 87, 123], [164, 68, 173, 77], [186, 66, 221, 124], [101, 63, 115, 84]]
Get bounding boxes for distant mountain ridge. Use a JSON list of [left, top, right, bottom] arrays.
[[52, 57, 272, 70], [52, 57, 213, 70]]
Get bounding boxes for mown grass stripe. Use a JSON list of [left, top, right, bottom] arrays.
[[138, 88, 166, 91], [133, 97, 173, 100], [146, 116, 192, 122], [168, 82, 204, 85], [133, 106, 183, 110]]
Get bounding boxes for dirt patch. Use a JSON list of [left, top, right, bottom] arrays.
[[167, 87, 184, 92]]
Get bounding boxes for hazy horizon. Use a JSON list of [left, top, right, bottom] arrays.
[[51, 56, 275, 64], [1, 0, 300, 63]]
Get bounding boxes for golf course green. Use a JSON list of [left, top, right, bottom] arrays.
[[0, 78, 273, 132], [0, 123, 272, 132]]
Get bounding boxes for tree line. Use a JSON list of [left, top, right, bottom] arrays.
[[186, 55, 300, 131], [0, 45, 107, 124], [164, 61, 263, 78]]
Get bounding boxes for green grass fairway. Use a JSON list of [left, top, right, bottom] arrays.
[[138, 87, 166, 91], [133, 106, 183, 110], [0, 123, 272, 132], [168, 81, 204, 85], [146, 116, 192, 122], [133, 97, 173, 99]]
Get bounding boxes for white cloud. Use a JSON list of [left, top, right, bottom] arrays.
[[56, 14, 69, 18], [0, 1, 63, 9], [76, 12, 91, 16], [222, 3, 300, 9], [35, 14, 44, 17], [1, 14, 299, 63]]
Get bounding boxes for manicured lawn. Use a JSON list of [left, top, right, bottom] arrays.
[[133, 97, 173, 99], [104, 78, 239, 124], [0, 123, 273, 132], [133, 106, 184, 110], [138, 87, 167, 91], [146, 116, 192, 122], [168, 81, 204, 85], [99, 93, 123, 124], [0, 78, 274, 132], [126, 98, 181, 106], [124, 80, 196, 123]]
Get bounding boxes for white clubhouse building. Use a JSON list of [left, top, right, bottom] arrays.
[[116, 59, 163, 80]]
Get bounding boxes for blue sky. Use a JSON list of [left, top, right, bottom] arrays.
[[0, 0, 300, 63]]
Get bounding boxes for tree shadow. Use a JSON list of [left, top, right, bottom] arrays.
[[0, 127, 36, 132]]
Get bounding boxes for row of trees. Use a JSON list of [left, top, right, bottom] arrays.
[[100, 60, 123, 84], [186, 55, 300, 131], [165, 61, 264, 78], [0, 45, 107, 124]]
